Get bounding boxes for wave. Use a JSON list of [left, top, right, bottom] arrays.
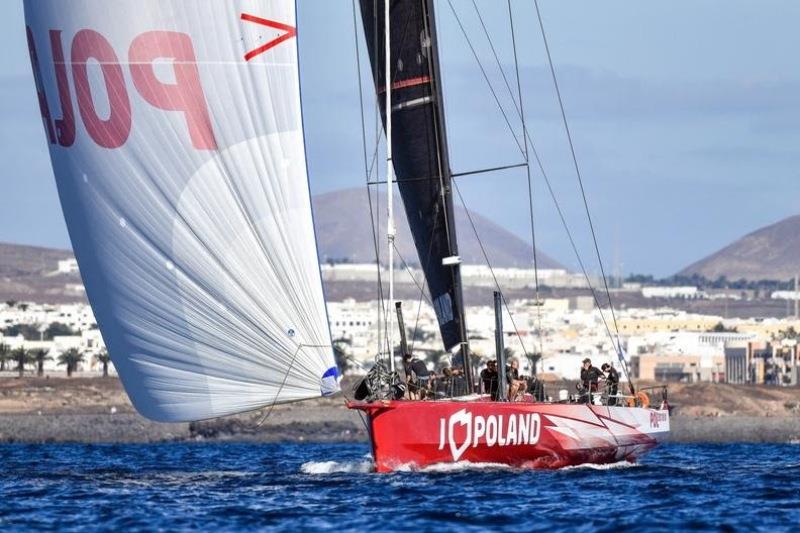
[[395, 460, 636, 473], [300, 460, 374, 474], [301, 458, 638, 475], [559, 460, 639, 471], [409, 461, 512, 473]]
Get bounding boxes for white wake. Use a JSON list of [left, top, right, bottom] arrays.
[[413, 461, 512, 473], [300, 460, 375, 474], [301, 458, 638, 474], [560, 461, 639, 471]]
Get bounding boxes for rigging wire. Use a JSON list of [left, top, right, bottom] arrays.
[[360, 0, 628, 385], [532, 0, 633, 390], [352, 0, 386, 360], [357, 0, 419, 360], [532, 0, 620, 338], [403, 219, 443, 357], [470, 0, 520, 112], [359, 1, 463, 365], [445, 0, 525, 156], [452, 179, 531, 362], [379, 3, 419, 360], [422, 0, 457, 257], [391, 239, 434, 359], [447, 0, 626, 375], [446, 0, 552, 364], [507, 0, 545, 361], [392, 242, 434, 307]]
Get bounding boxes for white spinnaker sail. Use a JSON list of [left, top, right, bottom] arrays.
[[24, 0, 339, 422]]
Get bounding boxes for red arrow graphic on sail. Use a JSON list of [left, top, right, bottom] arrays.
[[240, 13, 297, 61]]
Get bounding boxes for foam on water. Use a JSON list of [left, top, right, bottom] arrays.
[[560, 460, 640, 472], [392, 461, 513, 473], [301, 460, 374, 474], [301, 458, 637, 475], [302, 457, 639, 475], [420, 461, 512, 473]]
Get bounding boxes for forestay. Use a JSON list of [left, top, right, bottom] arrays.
[[24, 0, 339, 422]]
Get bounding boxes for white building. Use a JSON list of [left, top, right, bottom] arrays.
[[57, 258, 79, 274], [642, 286, 701, 299], [0, 301, 110, 375]]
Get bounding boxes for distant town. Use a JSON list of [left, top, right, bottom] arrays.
[[2, 258, 798, 388]]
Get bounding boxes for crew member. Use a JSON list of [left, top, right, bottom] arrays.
[[435, 366, 454, 398], [602, 363, 620, 406], [450, 351, 469, 397], [506, 358, 528, 401], [580, 358, 604, 403], [402, 352, 431, 399], [528, 374, 545, 402], [480, 360, 499, 400]]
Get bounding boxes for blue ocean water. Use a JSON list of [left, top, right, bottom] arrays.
[[0, 442, 797, 531]]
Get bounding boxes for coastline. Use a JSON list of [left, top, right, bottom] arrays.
[[1, 377, 798, 445], [2, 412, 799, 445]]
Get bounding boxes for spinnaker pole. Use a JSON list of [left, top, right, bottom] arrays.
[[494, 291, 508, 400], [385, 0, 396, 372]]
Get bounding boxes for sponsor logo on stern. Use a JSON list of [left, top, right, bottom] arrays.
[[649, 410, 668, 428]]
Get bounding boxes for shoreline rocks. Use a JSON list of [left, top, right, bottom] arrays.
[[1, 412, 799, 445], [1, 377, 799, 445]]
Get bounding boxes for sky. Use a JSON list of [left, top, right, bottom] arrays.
[[2, 1, 799, 277]]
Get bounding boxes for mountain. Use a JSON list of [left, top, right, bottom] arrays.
[[0, 242, 73, 277], [311, 188, 562, 269], [0, 242, 82, 303], [678, 214, 800, 280], [0, 188, 562, 303]]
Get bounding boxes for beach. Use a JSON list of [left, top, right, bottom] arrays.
[[1, 376, 798, 444]]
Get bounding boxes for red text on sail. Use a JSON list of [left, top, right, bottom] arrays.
[[27, 27, 217, 150]]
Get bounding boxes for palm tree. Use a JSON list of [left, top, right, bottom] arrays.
[[0, 343, 10, 372], [57, 348, 85, 377], [95, 349, 111, 378], [503, 347, 516, 362], [12, 347, 30, 378], [29, 349, 52, 377]]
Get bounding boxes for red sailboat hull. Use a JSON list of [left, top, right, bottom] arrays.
[[348, 400, 669, 473]]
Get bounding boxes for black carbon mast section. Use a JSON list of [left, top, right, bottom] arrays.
[[358, 0, 468, 361]]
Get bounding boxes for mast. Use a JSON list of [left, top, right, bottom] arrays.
[[385, 0, 396, 372], [357, 0, 469, 389]]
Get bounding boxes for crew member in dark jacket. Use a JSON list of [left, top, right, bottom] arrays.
[[580, 358, 604, 403], [403, 352, 431, 399], [450, 352, 469, 397], [480, 360, 499, 400], [601, 363, 620, 405]]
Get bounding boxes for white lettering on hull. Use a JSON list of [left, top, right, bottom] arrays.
[[440, 409, 541, 461]]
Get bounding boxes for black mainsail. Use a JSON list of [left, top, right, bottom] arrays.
[[359, 0, 468, 366]]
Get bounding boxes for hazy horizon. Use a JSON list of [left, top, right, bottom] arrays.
[[2, 1, 800, 277]]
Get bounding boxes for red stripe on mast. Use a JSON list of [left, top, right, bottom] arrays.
[[377, 75, 431, 94]]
